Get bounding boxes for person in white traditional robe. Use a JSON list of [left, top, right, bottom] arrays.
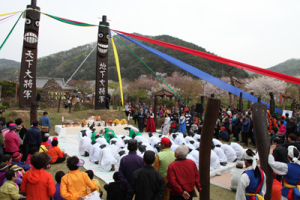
[[96, 137, 108, 145], [135, 135, 148, 143], [98, 144, 118, 172], [78, 129, 89, 140], [185, 136, 195, 144], [89, 142, 101, 164], [187, 153, 198, 168], [220, 144, 237, 162], [190, 149, 199, 162], [174, 134, 186, 145], [193, 142, 200, 149], [162, 115, 171, 135], [186, 143, 196, 150], [110, 138, 125, 149], [212, 138, 222, 146], [213, 145, 228, 166], [148, 133, 160, 148], [230, 161, 244, 192], [171, 143, 179, 152], [231, 142, 244, 160], [193, 134, 201, 142], [78, 133, 92, 156], [210, 150, 220, 169], [236, 149, 266, 200]]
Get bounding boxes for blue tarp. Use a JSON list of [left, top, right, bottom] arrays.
[[117, 33, 282, 114]]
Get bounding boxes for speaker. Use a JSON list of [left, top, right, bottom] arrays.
[[196, 103, 203, 113]]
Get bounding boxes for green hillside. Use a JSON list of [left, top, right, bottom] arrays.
[[0, 34, 249, 81], [268, 58, 300, 76]]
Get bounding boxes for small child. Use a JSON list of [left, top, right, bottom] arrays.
[[26, 147, 39, 166], [104, 172, 121, 200], [11, 152, 31, 171], [86, 170, 102, 196], [40, 136, 50, 153], [3, 154, 12, 166], [0, 170, 24, 199], [53, 171, 65, 200]]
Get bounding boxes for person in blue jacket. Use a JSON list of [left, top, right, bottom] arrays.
[[219, 127, 230, 142]]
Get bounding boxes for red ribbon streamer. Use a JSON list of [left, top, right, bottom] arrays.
[[113, 30, 300, 85]]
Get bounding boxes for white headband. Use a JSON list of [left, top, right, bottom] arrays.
[[288, 146, 300, 165], [243, 149, 259, 169]]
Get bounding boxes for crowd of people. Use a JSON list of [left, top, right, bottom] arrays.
[[1, 99, 300, 200]]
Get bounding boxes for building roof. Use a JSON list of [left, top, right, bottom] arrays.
[[36, 77, 77, 91], [155, 88, 174, 97]]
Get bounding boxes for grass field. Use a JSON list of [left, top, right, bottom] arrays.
[[1, 106, 237, 200]]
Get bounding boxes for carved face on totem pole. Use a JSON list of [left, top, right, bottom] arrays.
[[24, 9, 40, 49], [97, 26, 109, 58]]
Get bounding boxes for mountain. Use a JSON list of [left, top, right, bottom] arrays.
[[0, 59, 20, 81], [268, 58, 300, 76], [0, 34, 249, 82]]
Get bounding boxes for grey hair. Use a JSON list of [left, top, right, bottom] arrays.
[[176, 145, 189, 159]]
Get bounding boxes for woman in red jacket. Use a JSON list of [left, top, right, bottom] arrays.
[[4, 123, 20, 155], [21, 152, 56, 199]]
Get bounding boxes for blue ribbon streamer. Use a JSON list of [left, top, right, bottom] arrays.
[[117, 33, 282, 114]]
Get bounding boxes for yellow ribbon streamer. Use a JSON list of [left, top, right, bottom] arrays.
[[111, 36, 124, 108], [0, 10, 23, 17]]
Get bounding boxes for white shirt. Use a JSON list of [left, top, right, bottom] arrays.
[[193, 142, 200, 149], [89, 143, 100, 163], [211, 150, 220, 169], [220, 144, 237, 162], [186, 143, 196, 150], [193, 134, 201, 142], [268, 155, 288, 175], [149, 136, 160, 148], [230, 168, 244, 191], [231, 142, 244, 160], [78, 136, 92, 155], [212, 138, 222, 146], [185, 136, 195, 144], [171, 143, 179, 152], [190, 149, 199, 162], [96, 138, 108, 145], [213, 147, 228, 163], [162, 117, 171, 135], [235, 166, 266, 200], [174, 136, 186, 145], [187, 154, 198, 168], [99, 146, 118, 172]]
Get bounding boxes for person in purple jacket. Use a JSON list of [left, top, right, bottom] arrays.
[[118, 139, 144, 200], [53, 171, 66, 200]]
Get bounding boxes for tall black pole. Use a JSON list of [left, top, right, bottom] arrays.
[[19, 0, 41, 109], [95, 16, 109, 110]]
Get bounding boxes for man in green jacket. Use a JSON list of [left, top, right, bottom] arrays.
[[0, 170, 24, 199], [153, 137, 176, 200]]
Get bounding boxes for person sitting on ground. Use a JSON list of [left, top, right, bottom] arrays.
[[104, 172, 121, 200], [52, 137, 66, 156], [61, 156, 96, 200], [2, 165, 23, 188], [3, 154, 12, 166], [21, 153, 56, 199], [26, 147, 38, 166], [0, 169, 24, 199], [11, 152, 30, 171], [44, 133, 52, 146], [39, 136, 49, 153], [230, 161, 244, 192], [47, 140, 67, 164], [86, 170, 102, 196], [53, 171, 65, 200], [212, 143, 227, 166], [0, 163, 9, 187], [218, 126, 230, 142]]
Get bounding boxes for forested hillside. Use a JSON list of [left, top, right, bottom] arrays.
[[0, 34, 249, 81], [268, 58, 300, 76]]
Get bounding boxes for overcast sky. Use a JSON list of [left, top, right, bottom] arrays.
[[0, 0, 299, 69]]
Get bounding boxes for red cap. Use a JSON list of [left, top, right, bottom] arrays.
[[12, 152, 23, 161], [221, 127, 226, 130], [281, 116, 285, 119], [53, 137, 58, 140], [161, 137, 172, 145]]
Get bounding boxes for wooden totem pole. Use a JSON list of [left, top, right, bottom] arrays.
[[95, 16, 109, 110], [19, 0, 40, 110]]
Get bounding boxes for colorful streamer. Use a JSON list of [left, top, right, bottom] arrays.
[[0, 12, 18, 22], [117, 32, 282, 114], [42, 13, 108, 28], [0, 12, 24, 51], [113, 30, 300, 86], [111, 35, 124, 108], [112, 31, 189, 106], [0, 10, 23, 17]]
